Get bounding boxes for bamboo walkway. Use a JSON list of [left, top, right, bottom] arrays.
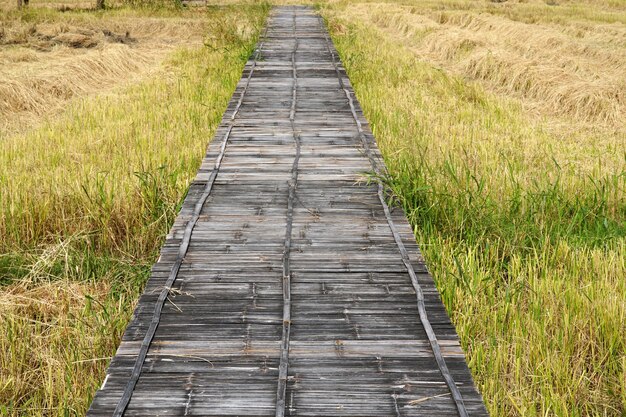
[[88, 6, 488, 416]]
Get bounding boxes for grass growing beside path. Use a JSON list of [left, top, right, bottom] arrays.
[[0, 4, 268, 415], [321, 1, 626, 415]]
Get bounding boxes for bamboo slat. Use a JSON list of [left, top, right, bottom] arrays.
[[87, 6, 489, 417]]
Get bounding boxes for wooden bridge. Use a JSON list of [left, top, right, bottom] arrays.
[[88, 6, 488, 416]]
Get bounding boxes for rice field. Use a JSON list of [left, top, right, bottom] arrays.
[[0, 0, 624, 416]]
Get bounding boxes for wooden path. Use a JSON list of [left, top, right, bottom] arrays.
[[88, 6, 488, 416]]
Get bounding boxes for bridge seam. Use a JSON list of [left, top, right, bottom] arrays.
[[276, 9, 299, 417]]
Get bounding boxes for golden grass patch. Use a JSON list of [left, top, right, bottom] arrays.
[[344, 2, 626, 125], [0, 10, 215, 135]]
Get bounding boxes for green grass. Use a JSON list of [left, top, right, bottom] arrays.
[[0, 4, 268, 415], [321, 2, 626, 415]]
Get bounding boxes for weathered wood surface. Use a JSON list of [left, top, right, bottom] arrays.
[[88, 6, 489, 416]]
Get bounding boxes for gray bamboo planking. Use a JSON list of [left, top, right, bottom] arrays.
[[87, 6, 489, 417]]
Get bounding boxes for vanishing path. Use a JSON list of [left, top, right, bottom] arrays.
[[88, 6, 488, 416]]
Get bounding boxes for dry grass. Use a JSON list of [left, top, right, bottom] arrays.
[[343, 1, 626, 125], [0, 8, 216, 135], [1, 270, 141, 414], [0, 0, 120, 10]]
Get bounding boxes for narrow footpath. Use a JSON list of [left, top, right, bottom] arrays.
[[88, 6, 489, 416]]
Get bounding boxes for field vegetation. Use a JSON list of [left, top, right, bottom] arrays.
[[0, 1, 268, 414], [0, 0, 624, 416], [320, 0, 626, 415]]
